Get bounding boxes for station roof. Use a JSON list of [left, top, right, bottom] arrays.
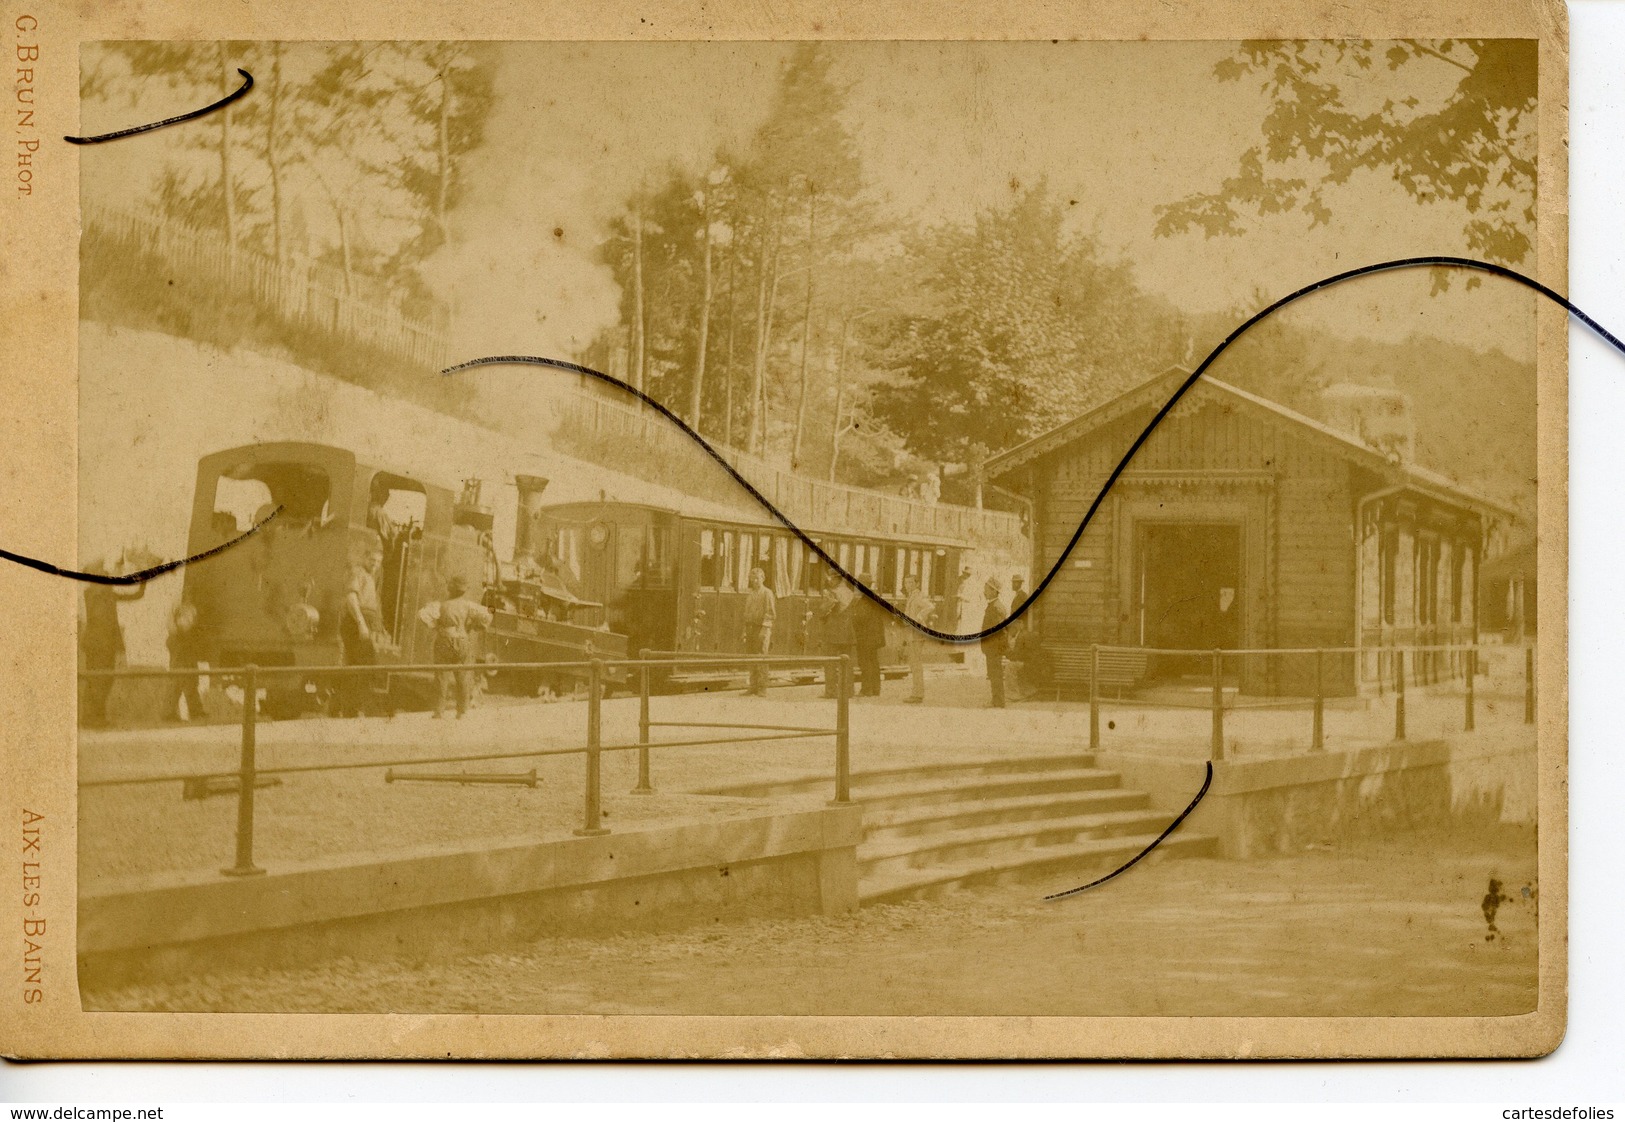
[[985, 366, 1518, 521]]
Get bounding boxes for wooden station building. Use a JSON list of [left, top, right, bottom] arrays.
[[985, 368, 1517, 696]]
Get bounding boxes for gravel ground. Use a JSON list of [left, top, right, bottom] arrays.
[[86, 828, 1539, 1018]]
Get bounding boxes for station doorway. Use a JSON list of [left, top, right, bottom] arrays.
[[1137, 522, 1244, 677]]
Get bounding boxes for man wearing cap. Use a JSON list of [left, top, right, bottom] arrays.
[[980, 577, 1009, 708], [419, 574, 493, 719]]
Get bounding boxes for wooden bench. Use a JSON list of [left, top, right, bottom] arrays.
[[1045, 645, 1149, 699]]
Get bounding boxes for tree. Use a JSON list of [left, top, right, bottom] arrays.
[[871, 182, 1185, 467], [594, 44, 873, 463], [1154, 40, 1537, 267]]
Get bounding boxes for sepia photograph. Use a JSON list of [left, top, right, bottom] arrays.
[[17, 18, 1563, 1059]]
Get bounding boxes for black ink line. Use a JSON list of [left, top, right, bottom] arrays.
[[445, 254, 1625, 643], [1044, 761, 1214, 901], [65, 69, 254, 145], [0, 506, 281, 586]]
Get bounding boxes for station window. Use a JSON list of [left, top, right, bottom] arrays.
[[1417, 536, 1440, 626], [1451, 547, 1466, 624], [1380, 526, 1398, 626]]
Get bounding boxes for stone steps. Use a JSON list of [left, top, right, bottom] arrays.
[[840, 756, 1214, 905], [709, 752, 1216, 905], [860, 831, 1218, 905], [859, 807, 1178, 880], [862, 787, 1151, 843]]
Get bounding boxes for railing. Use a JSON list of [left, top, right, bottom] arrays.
[[78, 654, 852, 879], [551, 389, 1028, 548], [1069, 643, 1534, 762]]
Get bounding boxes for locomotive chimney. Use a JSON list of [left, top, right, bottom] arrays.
[[513, 474, 550, 558]]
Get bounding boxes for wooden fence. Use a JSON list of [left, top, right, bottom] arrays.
[[84, 205, 451, 373]]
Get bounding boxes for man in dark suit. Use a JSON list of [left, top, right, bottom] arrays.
[[981, 577, 1008, 708], [850, 572, 888, 697]]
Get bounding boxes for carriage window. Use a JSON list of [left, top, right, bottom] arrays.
[[646, 524, 672, 588], [836, 541, 853, 574], [780, 537, 801, 596], [880, 547, 899, 596], [927, 550, 946, 598], [698, 529, 719, 590], [213, 461, 333, 534], [858, 544, 880, 582], [752, 533, 776, 589], [616, 525, 646, 589], [803, 542, 823, 592], [552, 525, 584, 582], [719, 531, 737, 590]]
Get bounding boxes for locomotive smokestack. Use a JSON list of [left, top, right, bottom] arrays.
[[513, 474, 550, 558]]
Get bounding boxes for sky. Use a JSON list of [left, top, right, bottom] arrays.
[[432, 39, 1540, 365]]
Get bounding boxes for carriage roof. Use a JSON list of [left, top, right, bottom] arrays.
[[533, 499, 971, 550]]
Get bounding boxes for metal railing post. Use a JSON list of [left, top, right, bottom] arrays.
[[222, 665, 266, 877], [1311, 648, 1325, 752], [1210, 649, 1225, 762], [1524, 645, 1535, 724], [1394, 648, 1407, 741], [1088, 644, 1100, 753], [1465, 647, 1476, 732], [633, 650, 653, 794], [575, 660, 609, 836], [832, 656, 851, 804]]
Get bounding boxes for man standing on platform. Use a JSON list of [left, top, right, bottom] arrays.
[[851, 573, 888, 698], [339, 541, 388, 718], [819, 575, 854, 698], [419, 574, 493, 719], [742, 566, 777, 696], [901, 573, 933, 703], [981, 577, 1008, 709]]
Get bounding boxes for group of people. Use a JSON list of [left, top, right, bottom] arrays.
[[737, 564, 1040, 708], [340, 540, 492, 719], [736, 566, 940, 702]]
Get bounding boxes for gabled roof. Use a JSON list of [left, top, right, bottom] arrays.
[[985, 366, 1517, 520]]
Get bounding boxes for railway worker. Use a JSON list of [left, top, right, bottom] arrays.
[[981, 577, 1009, 709], [419, 574, 494, 719], [338, 541, 388, 718], [820, 575, 856, 698], [742, 566, 777, 697], [900, 574, 934, 704], [850, 573, 888, 698], [79, 560, 145, 728]]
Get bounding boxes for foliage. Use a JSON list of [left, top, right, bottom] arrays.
[[1154, 40, 1538, 268], [81, 41, 495, 293], [868, 183, 1186, 466]]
